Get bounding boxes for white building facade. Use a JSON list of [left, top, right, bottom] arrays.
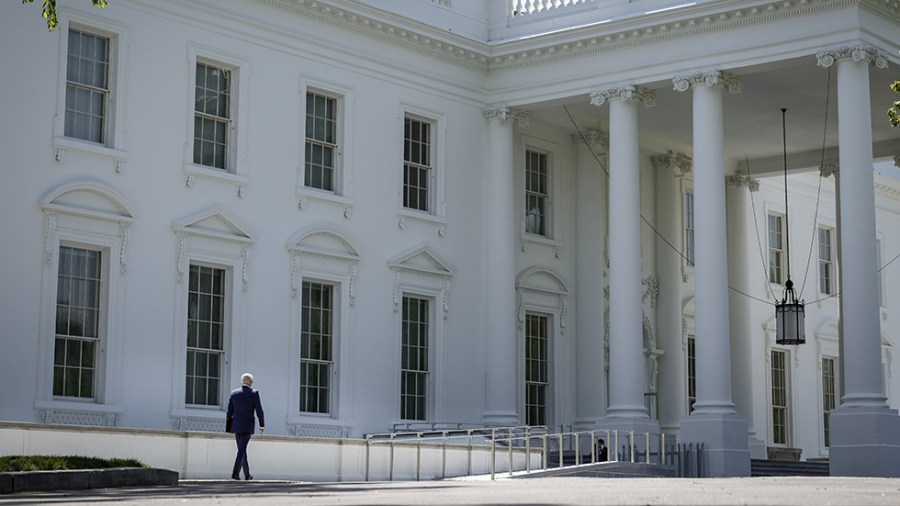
[[1, 0, 899, 477]]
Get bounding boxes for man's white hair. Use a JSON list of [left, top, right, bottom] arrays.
[[241, 373, 254, 385]]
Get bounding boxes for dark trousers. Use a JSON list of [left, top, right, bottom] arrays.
[[232, 432, 253, 478]]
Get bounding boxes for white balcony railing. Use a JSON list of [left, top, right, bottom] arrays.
[[510, 0, 595, 16]]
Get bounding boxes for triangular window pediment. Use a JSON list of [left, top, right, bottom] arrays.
[[172, 207, 255, 243], [388, 245, 453, 278]]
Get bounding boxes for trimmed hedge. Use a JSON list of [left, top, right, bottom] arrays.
[[0, 456, 145, 473]]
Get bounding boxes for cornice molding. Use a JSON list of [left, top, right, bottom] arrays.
[[255, 0, 881, 74]]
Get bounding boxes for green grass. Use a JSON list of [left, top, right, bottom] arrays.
[[0, 455, 146, 472]]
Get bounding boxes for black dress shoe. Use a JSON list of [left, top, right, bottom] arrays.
[[245, 475, 253, 480], [231, 474, 240, 480]]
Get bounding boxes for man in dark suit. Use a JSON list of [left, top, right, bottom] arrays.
[[226, 372, 265, 480]]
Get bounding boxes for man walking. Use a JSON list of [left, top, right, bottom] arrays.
[[227, 373, 265, 480]]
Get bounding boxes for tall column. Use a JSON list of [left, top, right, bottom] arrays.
[[725, 174, 767, 460], [651, 151, 693, 436], [674, 71, 749, 477], [817, 46, 900, 477], [481, 106, 527, 426], [574, 128, 609, 428], [590, 86, 659, 435]]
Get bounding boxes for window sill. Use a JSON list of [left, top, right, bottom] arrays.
[[183, 164, 250, 196], [53, 137, 128, 172], [396, 208, 448, 236], [520, 233, 563, 257], [297, 188, 355, 215]]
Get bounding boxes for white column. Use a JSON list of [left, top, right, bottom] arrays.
[[590, 86, 658, 432], [817, 46, 900, 477], [482, 106, 525, 426], [574, 129, 609, 427], [674, 71, 749, 477], [725, 174, 767, 459]]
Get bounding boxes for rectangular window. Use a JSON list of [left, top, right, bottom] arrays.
[[65, 28, 109, 144], [818, 227, 834, 295], [768, 214, 784, 284], [687, 335, 696, 413], [403, 116, 432, 212], [185, 264, 225, 406], [193, 62, 231, 170], [771, 349, 788, 445], [54, 246, 102, 398], [525, 313, 549, 426], [401, 296, 429, 420], [822, 357, 836, 447], [305, 92, 338, 192], [525, 150, 549, 236], [684, 191, 695, 267], [300, 281, 333, 414]]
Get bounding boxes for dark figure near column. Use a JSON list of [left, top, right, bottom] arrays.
[[596, 438, 609, 462], [226, 373, 265, 480]]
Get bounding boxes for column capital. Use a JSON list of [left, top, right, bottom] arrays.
[[816, 45, 889, 69], [651, 150, 693, 178], [483, 106, 531, 126], [673, 71, 741, 94], [725, 175, 759, 192], [590, 85, 656, 107], [820, 161, 840, 178], [573, 127, 610, 153]]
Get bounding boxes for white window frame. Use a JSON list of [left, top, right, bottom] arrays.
[[286, 227, 359, 437], [397, 105, 447, 228], [169, 207, 255, 431], [767, 212, 785, 286], [388, 245, 453, 425], [183, 44, 250, 192], [768, 346, 792, 447], [687, 334, 696, 413], [524, 149, 551, 238], [821, 355, 838, 448], [35, 181, 134, 426], [519, 136, 563, 252], [52, 12, 129, 167], [399, 294, 433, 422], [524, 311, 551, 426], [516, 267, 569, 426], [815, 323, 840, 454], [684, 188, 695, 268], [818, 225, 835, 296], [297, 77, 356, 211], [184, 262, 229, 408]]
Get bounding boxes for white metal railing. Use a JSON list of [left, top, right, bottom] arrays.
[[510, 0, 595, 16], [364, 425, 677, 481]]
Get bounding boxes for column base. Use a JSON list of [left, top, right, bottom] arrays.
[[829, 406, 900, 477], [679, 413, 750, 477], [747, 433, 767, 460]]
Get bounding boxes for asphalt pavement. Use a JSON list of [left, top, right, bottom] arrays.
[[2, 476, 900, 505]]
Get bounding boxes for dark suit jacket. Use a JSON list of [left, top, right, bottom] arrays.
[[227, 385, 265, 434]]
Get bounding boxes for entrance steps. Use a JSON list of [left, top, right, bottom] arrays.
[[750, 459, 829, 477]]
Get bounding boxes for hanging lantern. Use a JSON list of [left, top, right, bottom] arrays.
[[775, 278, 805, 345]]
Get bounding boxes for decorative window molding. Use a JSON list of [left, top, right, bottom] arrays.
[[388, 245, 453, 424], [285, 226, 361, 430], [516, 267, 569, 334], [520, 135, 562, 254], [52, 11, 129, 170], [183, 43, 250, 193], [35, 181, 135, 425], [389, 245, 454, 318], [169, 207, 255, 426]]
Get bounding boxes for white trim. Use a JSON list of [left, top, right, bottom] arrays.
[[397, 103, 446, 221], [53, 10, 130, 163], [183, 43, 251, 190]]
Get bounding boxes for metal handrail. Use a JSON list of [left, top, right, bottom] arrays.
[[364, 425, 674, 481]]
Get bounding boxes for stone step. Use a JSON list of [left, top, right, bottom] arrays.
[[750, 459, 829, 477]]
